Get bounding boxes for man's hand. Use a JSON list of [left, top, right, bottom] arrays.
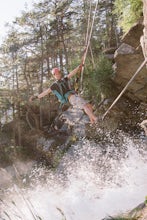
[[29, 95, 38, 102], [78, 63, 84, 71]]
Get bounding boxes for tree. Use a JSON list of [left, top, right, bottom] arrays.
[[0, 0, 127, 129], [113, 0, 143, 32]]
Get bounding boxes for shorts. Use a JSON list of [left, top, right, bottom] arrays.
[[68, 94, 88, 109]]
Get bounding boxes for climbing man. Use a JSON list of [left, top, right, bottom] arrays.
[[29, 65, 97, 124], [139, 119, 147, 136]]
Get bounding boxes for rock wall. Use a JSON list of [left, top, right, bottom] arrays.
[[140, 0, 147, 59], [113, 1, 147, 103]]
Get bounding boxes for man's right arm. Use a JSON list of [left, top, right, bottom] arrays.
[[29, 88, 52, 102], [38, 88, 52, 98]]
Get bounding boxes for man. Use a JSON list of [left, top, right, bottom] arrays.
[[139, 119, 147, 136], [30, 65, 97, 124]]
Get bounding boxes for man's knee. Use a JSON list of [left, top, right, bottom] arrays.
[[85, 103, 93, 112]]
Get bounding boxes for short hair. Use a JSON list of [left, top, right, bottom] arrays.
[[51, 67, 60, 75]]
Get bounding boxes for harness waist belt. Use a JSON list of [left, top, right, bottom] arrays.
[[68, 93, 74, 101]]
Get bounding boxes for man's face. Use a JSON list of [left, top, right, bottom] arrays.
[[52, 68, 62, 80]]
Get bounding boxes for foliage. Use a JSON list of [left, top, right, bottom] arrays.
[[113, 0, 143, 32], [0, 0, 144, 123], [83, 55, 114, 104], [145, 196, 147, 205]]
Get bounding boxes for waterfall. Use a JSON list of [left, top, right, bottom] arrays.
[[0, 130, 147, 220]]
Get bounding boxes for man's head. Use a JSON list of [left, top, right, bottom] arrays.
[[51, 67, 62, 80]]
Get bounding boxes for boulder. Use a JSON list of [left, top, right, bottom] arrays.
[[113, 22, 147, 102]]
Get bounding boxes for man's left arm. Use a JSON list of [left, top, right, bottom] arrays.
[[29, 88, 51, 102], [67, 64, 82, 79]]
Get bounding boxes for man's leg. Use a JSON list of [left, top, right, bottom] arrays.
[[140, 119, 147, 136], [69, 94, 97, 124], [83, 103, 97, 124]]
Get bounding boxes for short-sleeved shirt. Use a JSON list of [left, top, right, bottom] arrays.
[[50, 76, 88, 109], [50, 77, 71, 95], [50, 76, 75, 104]]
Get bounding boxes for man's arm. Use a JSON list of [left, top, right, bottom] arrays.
[[67, 64, 82, 79], [38, 88, 52, 98], [29, 88, 52, 102]]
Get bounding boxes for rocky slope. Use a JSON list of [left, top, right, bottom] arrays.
[[113, 22, 147, 103], [113, 0, 147, 104]]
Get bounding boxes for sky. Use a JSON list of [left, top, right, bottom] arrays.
[[0, 0, 39, 44]]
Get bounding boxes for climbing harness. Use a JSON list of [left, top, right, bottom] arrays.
[[102, 58, 147, 120], [51, 78, 75, 104]]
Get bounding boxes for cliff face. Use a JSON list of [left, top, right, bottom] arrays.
[[141, 0, 147, 58], [113, 0, 147, 103]]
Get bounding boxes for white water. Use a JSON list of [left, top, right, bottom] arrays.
[[0, 132, 147, 220]]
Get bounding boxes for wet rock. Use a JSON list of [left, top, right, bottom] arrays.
[[122, 21, 144, 48], [103, 201, 147, 220], [60, 107, 89, 137], [0, 167, 13, 188], [113, 21, 147, 102], [115, 43, 135, 54]]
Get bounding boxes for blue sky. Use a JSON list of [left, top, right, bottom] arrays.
[[0, 0, 38, 44]]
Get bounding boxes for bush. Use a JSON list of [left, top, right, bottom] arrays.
[[83, 55, 114, 105], [113, 0, 143, 32]]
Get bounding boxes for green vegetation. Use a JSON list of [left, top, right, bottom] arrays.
[[0, 0, 144, 127], [83, 55, 114, 104], [113, 0, 143, 32], [145, 196, 147, 205]]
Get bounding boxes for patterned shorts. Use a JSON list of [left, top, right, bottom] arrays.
[[68, 94, 88, 109]]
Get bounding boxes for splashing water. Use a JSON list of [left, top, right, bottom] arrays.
[[0, 131, 147, 220]]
